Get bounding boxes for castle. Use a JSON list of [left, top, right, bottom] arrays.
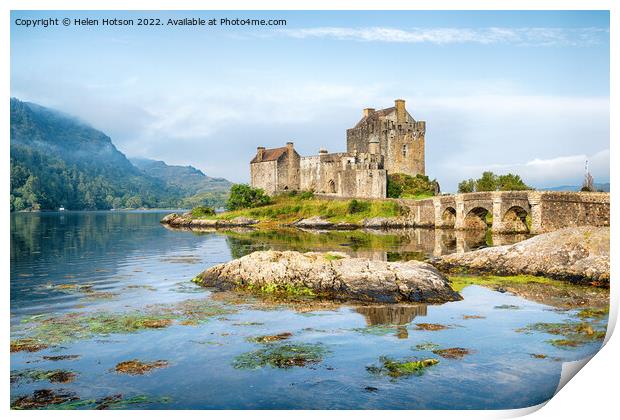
[[250, 99, 426, 198]]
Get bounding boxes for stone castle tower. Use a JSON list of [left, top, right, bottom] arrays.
[[250, 99, 425, 198], [346, 99, 425, 177]]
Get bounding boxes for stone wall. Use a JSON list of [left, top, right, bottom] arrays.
[[536, 191, 610, 233], [300, 153, 386, 198], [250, 160, 278, 194]]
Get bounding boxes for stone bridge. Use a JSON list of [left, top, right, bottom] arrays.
[[398, 191, 609, 234]]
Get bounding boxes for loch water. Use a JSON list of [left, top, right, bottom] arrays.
[[10, 211, 608, 410]]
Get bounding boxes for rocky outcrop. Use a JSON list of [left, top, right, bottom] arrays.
[[160, 213, 258, 228], [292, 216, 415, 230], [194, 250, 462, 303], [433, 226, 609, 285], [292, 217, 358, 230], [362, 217, 413, 229]]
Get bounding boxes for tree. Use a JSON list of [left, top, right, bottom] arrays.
[[581, 165, 594, 192], [226, 184, 271, 210], [386, 173, 437, 199], [457, 171, 531, 193], [458, 179, 475, 193], [475, 171, 498, 192], [497, 174, 530, 191]]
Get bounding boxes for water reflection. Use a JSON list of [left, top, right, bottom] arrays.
[[355, 304, 428, 326], [171, 226, 531, 261]]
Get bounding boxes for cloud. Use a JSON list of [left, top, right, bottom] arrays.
[[457, 149, 610, 188], [280, 27, 608, 46]]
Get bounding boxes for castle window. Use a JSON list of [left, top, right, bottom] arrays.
[[402, 144, 408, 157]]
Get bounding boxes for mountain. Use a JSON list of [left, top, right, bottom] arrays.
[[130, 158, 232, 195], [10, 98, 231, 211], [541, 183, 610, 192]]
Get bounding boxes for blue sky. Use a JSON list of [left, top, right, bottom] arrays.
[[11, 10, 610, 191]]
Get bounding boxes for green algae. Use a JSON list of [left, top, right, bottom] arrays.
[[11, 389, 172, 410], [413, 323, 450, 331], [352, 325, 400, 336], [233, 342, 329, 369], [449, 274, 556, 293], [10, 338, 49, 353], [516, 321, 606, 349], [432, 347, 472, 359], [413, 342, 440, 351], [11, 369, 76, 384], [449, 274, 609, 310], [366, 356, 439, 378], [576, 307, 609, 320], [11, 299, 235, 348], [247, 332, 293, 343], [114, 359, 169, 375]]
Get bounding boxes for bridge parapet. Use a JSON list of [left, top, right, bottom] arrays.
[[402, 191, 609, 234]]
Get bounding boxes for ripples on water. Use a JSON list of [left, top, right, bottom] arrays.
[[10, 211, 608, 409]]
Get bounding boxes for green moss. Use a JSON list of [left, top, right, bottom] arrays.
[[366, 356, 439, 378], [449, 274, 557, 293], [324, 253, 345, 261], [241, 282, 316, 299], [232, 342, 329, 369]]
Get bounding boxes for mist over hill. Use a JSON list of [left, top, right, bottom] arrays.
[[10, 98, 230, 211]]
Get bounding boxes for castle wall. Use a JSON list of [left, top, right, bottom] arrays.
[[277, 151, 301, 191], [338, 168, 387, 198], [250, 160, 278, 194], [346, 108, 425, 177]]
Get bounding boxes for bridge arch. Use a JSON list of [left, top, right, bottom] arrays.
[[441, 207, 456, 228], [463, 206, 491, 230], [501, 205, 530, 233]]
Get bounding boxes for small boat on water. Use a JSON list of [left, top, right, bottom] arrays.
[[58, 207, 65, 211]]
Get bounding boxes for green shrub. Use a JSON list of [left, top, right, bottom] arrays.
[[226, 184, 271, 211], [190, 206, 216, 218], [299, 191, 315, 200], [387, 173, 437, 199], [347, 199, 371, 214]]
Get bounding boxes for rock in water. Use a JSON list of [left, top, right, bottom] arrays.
[[194, 251, 461, 303], [433, 226, 609, 285]]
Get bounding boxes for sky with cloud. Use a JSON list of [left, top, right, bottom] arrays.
[[10, 10, 609, 191]]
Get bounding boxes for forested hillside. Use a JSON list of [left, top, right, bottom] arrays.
[[10, 98, 230, 211]]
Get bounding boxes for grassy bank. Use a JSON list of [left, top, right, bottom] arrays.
[[191, 194, 407, 225]]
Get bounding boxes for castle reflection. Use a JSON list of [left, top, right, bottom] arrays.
[[176, 226, 531, 262]]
